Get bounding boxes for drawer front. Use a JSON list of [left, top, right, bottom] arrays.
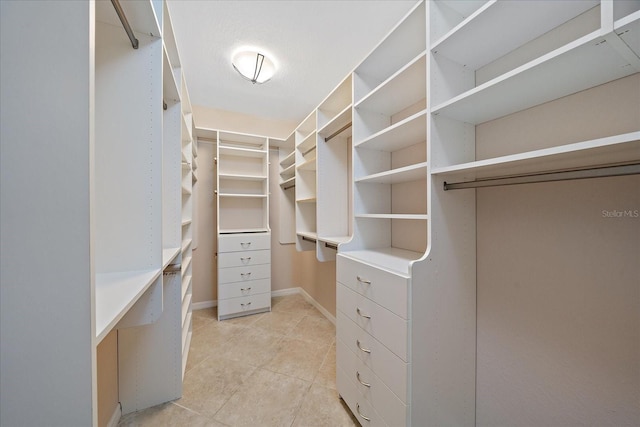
[[218, 292, 271, 318], [337, 311, 407, 402], [218, 233, 270, 253], [337, 339, 408, 427], [218, 278, 271, 300], [337, 367, 385, 427], [337, 255, 409, 319], [218, 264, 270, 285], [337, 283, 408, 362], [218, 249, 270, 268]]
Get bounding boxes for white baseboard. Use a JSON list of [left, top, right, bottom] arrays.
[[190, 287, 335, 325], [191, 300, 217, 310], [107, 403, 121, 427]]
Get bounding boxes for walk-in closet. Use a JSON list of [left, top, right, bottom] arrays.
[[2, 1, 638, 426]]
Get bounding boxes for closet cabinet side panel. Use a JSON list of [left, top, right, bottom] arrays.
[[0, 1, 95, 425], [476, 176, 640, 426]]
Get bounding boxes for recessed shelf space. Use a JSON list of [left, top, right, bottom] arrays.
[[280, 176, 296, 189], [219, 145, 268, 158], [296, 197, 317, 203], [279, 150, 295, 168], [297, 153, 317, 171], [318, 105, 352, 140], [297, 131, 317, 155], [355, 110, 427, 151], [280, 163, 296, 179], [357, 162, 427, 184], [317, 74, 353, 131], [431, 0, 599, 70], [219, 131, 268, 151], [431, 25, 640, 124]]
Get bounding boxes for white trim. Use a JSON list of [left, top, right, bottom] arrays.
[[107, 404, 122, 427], [191, 287, 336, 325], [191, 300, 217, 310]]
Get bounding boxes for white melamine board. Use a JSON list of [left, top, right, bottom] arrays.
[[219, 146, 267, 158], [219, 173, 267, 181], [95, 0, 161, 38], [95, 269, 161, 343], [181, 238, 192, 253], [196, 127, 217, 140], [163, 102, 182, 252], [297, 131, 317, 153], [219, 131, 268, 149], [339, 248, 419, 277], [181, 331, 192, 378], [437, 0, 486, 17], [616, 12, 640, 58], [433, 132, 640, 181], [297, 197, 317, 203], [317, 74, 352, 129], [355, 1, 426, 102], [181, 275, 192, 300], [297, 231, 318, 240], [355, 53, 426, 116], [357, 162, 427, 184], [320, 236, 351, 245], [432, 0, 599, 70], [162, 2, 180, 67], [280, 176, 295, 188], [219, 193, 267, 198], [162, 247, 180, 269], [219, 197, 267, 231], [355, 110, 426, 151], [95, 22, 162, 273], [280, 163, 295, 178], [218, 155, 266, 176], [219, 228, 270, 234], [431, 30, 638, 124], [356, 214, 428, 220], [297, 156, 317, 171], [296, 111, 316, 138], [318, 105, 352, 137], [280, 150, 295, 168], [181, 256, 192, 277], [162, 47, 180, 102]]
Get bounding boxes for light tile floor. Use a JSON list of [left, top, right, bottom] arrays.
[[118, 294, 358, 427]]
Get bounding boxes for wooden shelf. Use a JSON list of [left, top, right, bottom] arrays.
[[355, 52, 426, 116], [219, 227, 270, 234], [355, 110, 426, 151], [95, 269, 162, 343], [219, 173, 267, 181], [431, 0, 598, 70], [431, 28, 639, 124], [356, 214, 428, 220], [432, 132, 640, 181], [219, 145, 267, 158], [279, 150, 295, 168], [340, 248, 422, 276], [357, 162, 427, 184], [297, 131, 317, 154], [162, 247, 180, 269]]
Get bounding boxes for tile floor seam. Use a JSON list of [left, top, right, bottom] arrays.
[[209, 364, 260, 425], [287, 375, 315, 427]]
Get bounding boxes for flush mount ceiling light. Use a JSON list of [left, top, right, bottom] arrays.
[[232, 49, 276, 84]]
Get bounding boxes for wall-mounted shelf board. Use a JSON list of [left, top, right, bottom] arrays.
[[219, 173, 267, 181], [356, 214, 428, 220], [162, 247, 180, 269], [297, 155, 317, 171], [181, 219, 192, 227], [356, 162, 428, 184], [432, 132, 640, 180], [181, 274, 192, 299], [220, 227, 270, 234], [339, 248, 419, 276], [162, 47, 180, 103], [318, 105, 352, 138], [431, 28, 640, 124], [218, 193, 268, 198], [280, 163, 296, 177], [280, 176, 296, 188], [181, 114, 192, 143], [355, 110, 426, 150], [297, 131, 317, 153], [319, 236, 351, 245], [297, 197, 317, 203], [297, 231, 318, 240], [95, 269, 162, 343], [219, 146, 268, 158], [355, 52, 426, 116], [280, 151, 296, 168], [181, 256, 192, 278], [181, 238, 192, 253], [431, 0, 599, 70]]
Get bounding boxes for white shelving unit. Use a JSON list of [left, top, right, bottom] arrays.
[[278, 132, 296, 244], [417, 1, 640, 425], [1, 0, 196, 424], [295, 113, 318, 251], [337, 2, 426, 426], [203, 129, 272, 320]]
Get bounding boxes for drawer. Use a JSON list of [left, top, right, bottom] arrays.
[[218, 264, 270, 285], [337, 283, 408, 362], [218, 232, 270, 253], [218, 249, 270, 268], [218, 292, 271, 318], [337, 367, 385, 427], [337, 254, 409, 319], [337, 311, 407, 402], [337, 339, 408, 427], [218, 278, 271, 300]]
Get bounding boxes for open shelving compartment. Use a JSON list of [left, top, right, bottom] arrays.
[[294, 112, 318, 251], [317, 74, 353, 261], [342, 0, 428, 276], [278, 132, 296, 244]]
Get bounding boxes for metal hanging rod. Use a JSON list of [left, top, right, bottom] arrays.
[[302, 236, 317, 243], [111, 0, 139, 49], [324, 242, 338, 250], [443, 164, 640, 191], [302, 145, 317, 157], [163, 263, 181, 274], [283, 183, 295, 190], [324, 122, 353, 143]]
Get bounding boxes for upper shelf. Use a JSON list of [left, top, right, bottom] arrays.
[[355, 110, 426, 151], [318, 105, 352, 140], [432, 132, 640, 180], [431, 0, 599, 70], [357, 162, 427, 184], [219, 146, 267, 158], [297, 131, 317, 154], [280, 150, 295, 168], [431, 22, 640, 125]]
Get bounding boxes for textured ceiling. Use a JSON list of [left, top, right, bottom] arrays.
[[167, 0, 418, 124]]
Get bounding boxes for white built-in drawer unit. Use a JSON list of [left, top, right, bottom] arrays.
[[218, 232, 271, 319], [337, 339, 408, 426], [337, 366, 386, 427]]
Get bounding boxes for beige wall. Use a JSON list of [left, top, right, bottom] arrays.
[[194, 105, 296, 139], [96, 330, 118, 427]]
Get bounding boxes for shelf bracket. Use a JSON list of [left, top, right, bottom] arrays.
[[443, 164, 640, 191]]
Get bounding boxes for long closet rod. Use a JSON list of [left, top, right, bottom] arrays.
[[111, 0, 139, 49], [324, 122, 352, 143], [302, 236, 317, 243], [283, 183, 295, 190], [443, 163, 640, 191]]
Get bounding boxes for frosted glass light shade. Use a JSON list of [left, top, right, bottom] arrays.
[[232, 50, 275, 84]]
